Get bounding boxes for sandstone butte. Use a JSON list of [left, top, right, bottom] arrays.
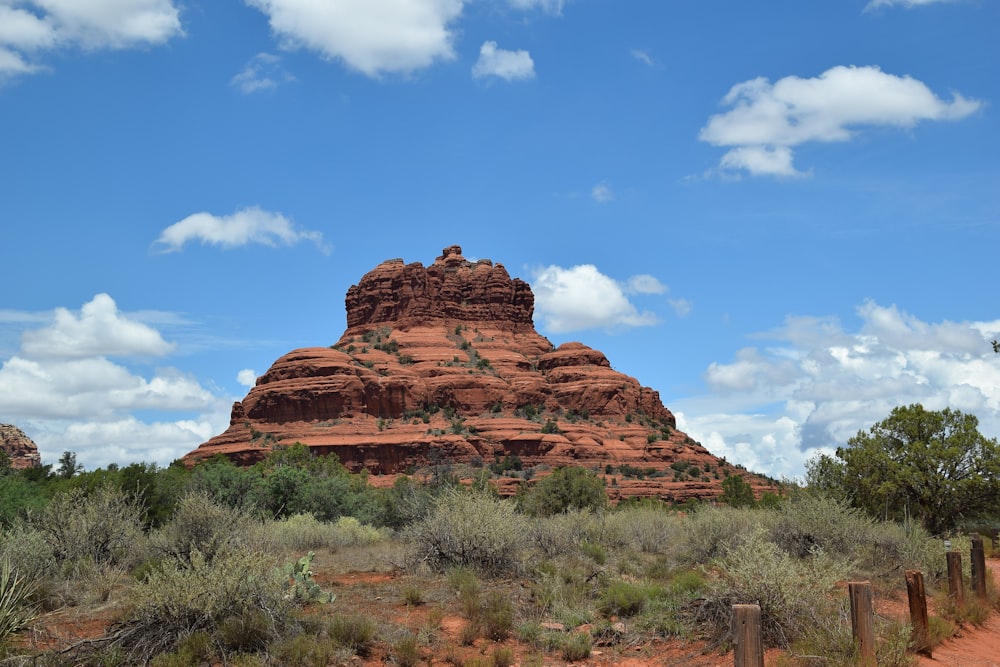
[[1, 423, 42, 470], [184, 245, 776, 503]]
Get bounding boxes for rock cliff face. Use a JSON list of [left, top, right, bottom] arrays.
[[0, 423, 42, 469], [185, 246, 771, 503]]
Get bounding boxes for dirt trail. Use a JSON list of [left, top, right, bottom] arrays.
[[915, 559, 1000, 667]]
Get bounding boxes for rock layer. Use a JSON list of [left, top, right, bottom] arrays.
[[185, 246, 772, 502], [0, 423, 42, 469]]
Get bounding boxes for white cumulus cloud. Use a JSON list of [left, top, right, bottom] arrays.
[[0, 0, 182, 77], [21, 293, 174, 359], [531, 265, 660, 333], [0, 294, 232, 469], [672, 301, 1000, 480], [155, 206, 328, 253], [244, 0, 466, 77], [472, 41, 535, 81], [699, 65, 982, 176], [237, 369, 258, 388]]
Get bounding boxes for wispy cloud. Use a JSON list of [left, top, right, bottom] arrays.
[[231, 52, 295, 93], [591, 181, 614, 203], [631, 49, 654, 67], [155, 207, 328, 253], [508, 0, 567, 14], [865, 0, 957, 10], [699, 65, 981, 177]]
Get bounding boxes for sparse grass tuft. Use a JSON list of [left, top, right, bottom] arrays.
[[560, 631, 592, 661], [393, 633, 421, 667], [328, 614, 377, 655]]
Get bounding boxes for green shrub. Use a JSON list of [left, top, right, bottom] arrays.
[[672, 505, 763, 565], [580, 541, 606, 565], [528, 509, 597, 558], [607, 506, 680, 554], [116, 548, 290, 663], [149, 630, 213, 667], [540, 419, 561, 434], [377, 475, 435, 529], [693, 527, 847, 647], [768, 493, 876, 560], [33, 484, 145, 568], [597, 580, 654, 617], [770, 493, 944, 583], [405, 490, 528, 576], [329, 516, 389, 547], [152, 492, 255, 563], [0, 523, 55, 587], [252, 513, 333, 553], [518, 467, 608, 518]]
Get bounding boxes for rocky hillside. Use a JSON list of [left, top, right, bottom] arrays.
[[1, 423, 42, 469], [184, 246, 772, 503]]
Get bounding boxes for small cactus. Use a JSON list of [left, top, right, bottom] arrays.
[[278, 551, 333, 604]]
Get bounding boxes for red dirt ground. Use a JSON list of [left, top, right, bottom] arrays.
[[913, 559, 1000, 667], [17, 558, 1000, 665]]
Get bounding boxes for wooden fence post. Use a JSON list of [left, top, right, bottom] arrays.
[[991, 528, 999, 553], [905, 570, 931, 658], [971, 534, 988, 602], [946, 551, 965, 612], [848, 581, 877, 666], [732, 604, 764, 667]]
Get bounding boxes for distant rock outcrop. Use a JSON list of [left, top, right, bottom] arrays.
[[184, 246, 772, 503], [0, 423, 42, 469]]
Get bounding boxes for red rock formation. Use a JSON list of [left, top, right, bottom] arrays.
[[184, 246, 774, 503], [344, 245, 534, 333], [0, 423, 42, 469]]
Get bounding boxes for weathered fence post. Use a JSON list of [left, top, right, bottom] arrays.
[[732, 604, 764, 667], [946, 551, 965, 612], [991, 528, 999, 553], [905, 570, 931, 658], [848, 581, 877, 666], [971, 534, 988, 602]]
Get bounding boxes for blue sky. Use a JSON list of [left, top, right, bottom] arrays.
[[1, 0, 998, 479]]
